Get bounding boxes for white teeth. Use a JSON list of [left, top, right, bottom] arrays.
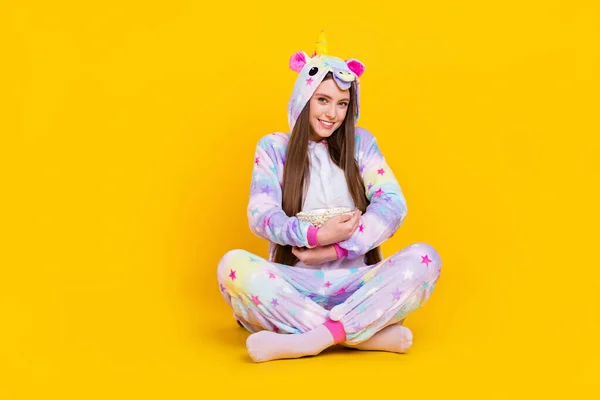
[[319, 119, 334, 126]]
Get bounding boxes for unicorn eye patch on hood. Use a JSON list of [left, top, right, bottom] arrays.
[[287, 31, 365, 132]]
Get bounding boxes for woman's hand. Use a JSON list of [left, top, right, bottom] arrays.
[[292, 245, 338, 266], [316, 210, 362, 246]]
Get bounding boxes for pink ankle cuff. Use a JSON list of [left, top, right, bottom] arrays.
[[307, 226, 320, 247], [323, 318, 346, 343]]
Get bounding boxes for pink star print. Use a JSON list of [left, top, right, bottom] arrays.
[[325, 281, 332, 288], [264, 217, 270, 228], [378, 168, 385, 175], [421, 254, 432, 266], [374, 188, 384, 198], [268, 272, 276, 279], [334, 287, 346, 296], [255, 157, 260, 165], [271, 298, 279, 307], [273, 326, 279, 333], [359, 224, 365, 233], [306, 77, 314, 86], [251, 295, 261, 305], [229, 270, 236, 280]]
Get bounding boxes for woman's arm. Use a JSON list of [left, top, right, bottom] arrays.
[[247, 135, 318, 248], [337, 134, 408, 259]]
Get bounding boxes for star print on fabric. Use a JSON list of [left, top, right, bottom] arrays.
[[384, 196, 392, 202], [324, 281, 332, 288], [349, 267, 359, 274], [268, 272, 276, 279], [269, 165, 277, 174], [368, 183, 373, 190], [219, 283, 226, 292], [422, 281, 429, 290], [374, 188, 384, 198], [249, 256, 259, 262], [255, 157, 260, 165], [306, 77, 314, 86], [352, 322, 362, 331], [359, 224, 365, 233], [251, 295, 261, 305], [421, 254, 432, 266], [313, 270, 324, 279], [229, 270, 236, 280], [264, 217, 270, 228], [333, 287, 346, 296], [392, 288, 403, 301], [377, 168, 385, 175], [261, 185, 272, 195], [308, 293, 317, 299], [403, 269, 414, 280], [251, 208, 259, 216], [388, 258, 393, 263], [360, 165, 365, 174], [271, 298, 279, 307], [273, 326, 279, 333]]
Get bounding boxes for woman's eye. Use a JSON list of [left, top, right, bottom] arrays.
[[318, 98, 327, 103], [340, 102, 348, 107]]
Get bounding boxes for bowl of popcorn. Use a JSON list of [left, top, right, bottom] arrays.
[[296, 207, 356, 228]]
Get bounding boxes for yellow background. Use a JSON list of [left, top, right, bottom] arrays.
[[2, 1, 599, 398]]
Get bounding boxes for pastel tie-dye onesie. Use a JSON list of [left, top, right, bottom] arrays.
[[216, 38, 442, 345]]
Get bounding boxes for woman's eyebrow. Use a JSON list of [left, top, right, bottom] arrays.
[[314, 93, 350, 102]]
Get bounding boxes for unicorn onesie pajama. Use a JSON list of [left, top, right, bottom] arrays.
[[217, 32, 442, 353]]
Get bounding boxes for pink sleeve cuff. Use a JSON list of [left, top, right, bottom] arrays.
[[333, 243, 348, 259], [307, 226, 320, 247]]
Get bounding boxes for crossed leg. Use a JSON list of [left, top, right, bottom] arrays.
[[218, 243, 441, 362]]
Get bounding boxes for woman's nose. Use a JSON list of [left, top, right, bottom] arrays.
[[325, 105, 336, 119]]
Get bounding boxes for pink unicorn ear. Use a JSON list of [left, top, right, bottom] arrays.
[[346, 59, 365, 77], [289, 51, 309, 72]]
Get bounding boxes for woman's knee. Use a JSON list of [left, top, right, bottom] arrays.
[[394, 242, 441, 280], [411, 242, 442, 279], [217, 249, 251, 280]]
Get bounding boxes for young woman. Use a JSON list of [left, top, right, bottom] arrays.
[[217, 32, 442, 363]]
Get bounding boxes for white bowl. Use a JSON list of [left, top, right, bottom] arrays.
[[296, 207, 356, 228]]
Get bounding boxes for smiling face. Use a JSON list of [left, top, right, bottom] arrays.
[[308, 77, 351, 141]]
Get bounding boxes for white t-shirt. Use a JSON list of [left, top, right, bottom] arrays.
[[295, 139, 367, 270]]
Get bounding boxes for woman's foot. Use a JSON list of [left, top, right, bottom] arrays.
[[343, 324, 413, 353], [246, 325, 335, 362]]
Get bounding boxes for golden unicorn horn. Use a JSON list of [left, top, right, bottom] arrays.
[[315, 30, 328, 55]]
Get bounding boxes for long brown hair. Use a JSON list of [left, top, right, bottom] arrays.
[[273, 72, 382, 266]]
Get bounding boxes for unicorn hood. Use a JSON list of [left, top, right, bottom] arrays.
[[287, 31, 366, 132]]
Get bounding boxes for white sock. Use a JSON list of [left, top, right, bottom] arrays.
[[343, 325, 413, 353], [246, 325, 336, 363]]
